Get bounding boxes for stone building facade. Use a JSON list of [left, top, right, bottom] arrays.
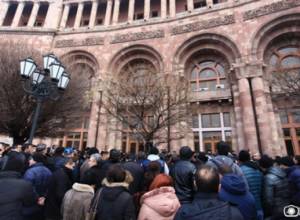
[[0, 0, 300, 156]]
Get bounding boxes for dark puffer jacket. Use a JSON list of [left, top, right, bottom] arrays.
[[0, 171, 37, 220], [96, 179, 136, 220], [240, 161, 263, 210], [263, 166, 290, 218], [286, 165, 300, 206], [174, 193, 243, 220], [171, 160, 196, 204]]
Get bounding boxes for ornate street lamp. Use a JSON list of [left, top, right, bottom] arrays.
[[19, 53, 71, 144]]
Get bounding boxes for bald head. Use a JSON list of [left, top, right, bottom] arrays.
[[195, 165, 220, 193]]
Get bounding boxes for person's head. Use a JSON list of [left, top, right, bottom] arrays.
[[109, 149, 121, 163], [88, 153, 101, 167], [106, 164, 127, 183], [179, 146, 193, 160], [64, 147, 75, 158], [149, 174, 173, 191], [12, 144, 22, 153], [258, 155, 274, 171], [3, 154, 25, 173], [216, 141, 230, 156], [54, 146, 65, 156], [22, 144, 36, 154], [87, 147, 99, 157], [137, 151, 146, 161], [36, 144, 47, 154], [195, 165, 220, 193], [0, 142, 8, 156], [294, 155, 300, 165], [64, 158, 75, 170], [100, 151, 109, 160], [148, 146, 159, 155], [278, 156, 295, 169], [198, 152, 208, 163], [29, 152, 46, 166], [238, 150, 251, 163]]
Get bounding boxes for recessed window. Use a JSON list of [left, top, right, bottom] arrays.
[[151, 11, 158, 17], [194, 1, 207, 8], [190, 61, 227, 92]]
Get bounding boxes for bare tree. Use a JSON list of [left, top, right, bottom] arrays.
[[0, 42, 90, 144], [100, 61, 189, 149], [270, 69, 300, 101]]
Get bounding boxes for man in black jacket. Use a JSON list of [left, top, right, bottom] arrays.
[[175, 165, 244, 220], [0, 154, 37, 220], [171, 146, 196, 203], [45, 158, 75, 220]]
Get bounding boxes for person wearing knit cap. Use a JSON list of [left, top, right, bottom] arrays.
[[219, 174, 257, 220]]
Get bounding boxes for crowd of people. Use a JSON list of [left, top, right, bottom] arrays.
[[0, 141, 299, 220]]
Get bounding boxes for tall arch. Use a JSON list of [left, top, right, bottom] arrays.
[[251, 13, 300, 60], [108, 44, 164, 74]]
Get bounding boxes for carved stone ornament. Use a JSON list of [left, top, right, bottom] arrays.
[[55, 37, 104, 48], [171, 14, 235, 35], [110, 30, 165, 44], [243, 0, 300, 21]]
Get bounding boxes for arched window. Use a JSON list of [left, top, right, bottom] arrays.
[[269, 46, 300, 70], [190, 61, 227, 91]]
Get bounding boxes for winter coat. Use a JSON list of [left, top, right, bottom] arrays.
[[286, 165, 300, 206], [62, 183, 94, 220], [96, 178, 136, 220], [207, 155, 249, 189], [138, 186, 180, 220], [171, 160, 196, 203], [174, 192, 244, 220], [263, 166, 290, 218], [0, 171, 37, 220], [123, 161, 144, 194], [240, 161, 263, 210], [219, 174, 257, 220], [23, 162, 52, 196], [45, 167, 74, 220], [80, 159, 90, 181]]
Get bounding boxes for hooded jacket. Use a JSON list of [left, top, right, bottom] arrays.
[[138, 186, 180, 220], [96, 178, 136, 220], [62, 183, 94, 220], [263, 166, 290, 217], [174, 192, 243, 220], [219, 174, 257, 220], [207, 155, 249, 189]]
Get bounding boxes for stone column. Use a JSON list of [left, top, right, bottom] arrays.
[[206, 0, 213, 8], [112, 0, 120, 25], [87, 91, 100, 148], [45, 0, 63, 29], [27, 2, 40, 27], [144, 0, 150, 20], [0, 2, 10, 26], [89, 0, 98, 28], [11, 2, 25, 27], [232, 84, 245, 152], [187, 0, 194, 12], [252, 76, 286, 156], [60, 4, 70, 28], [161, 0, 167, 19], [238, 78, 260, 154], [128, 0, 135, 23], [169, 0, 176, 17], [104, 0, 113, 26], [74, 2, 84, 28]]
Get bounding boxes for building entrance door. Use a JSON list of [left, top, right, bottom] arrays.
[[203, 131, 222, 154]]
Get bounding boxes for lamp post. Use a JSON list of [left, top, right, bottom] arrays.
[[19, 54, 70, 144]]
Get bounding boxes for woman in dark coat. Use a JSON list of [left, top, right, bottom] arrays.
[[96, 164, 136, 220]]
